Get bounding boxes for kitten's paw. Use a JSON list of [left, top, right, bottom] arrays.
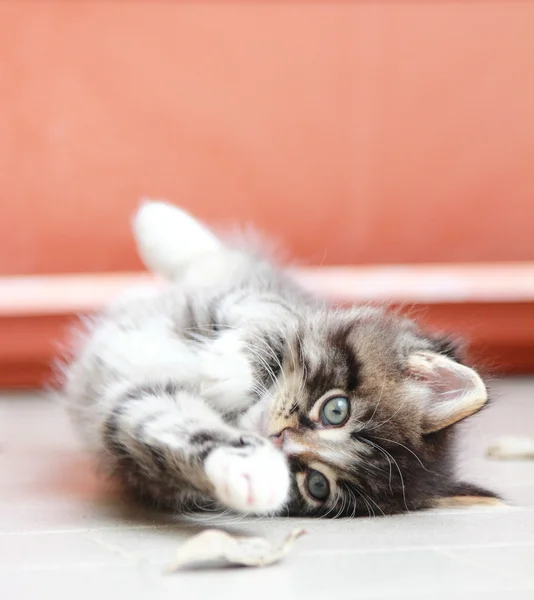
[[205, 440, 290, 515]]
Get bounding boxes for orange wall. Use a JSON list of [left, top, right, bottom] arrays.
[[1, 2, 534, 275]]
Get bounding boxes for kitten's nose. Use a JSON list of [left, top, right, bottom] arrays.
[[269, 429, 287, 448]]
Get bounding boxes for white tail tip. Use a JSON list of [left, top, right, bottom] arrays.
[[132, 199, 221, 279]]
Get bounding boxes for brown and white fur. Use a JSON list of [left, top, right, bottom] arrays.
[[61, 201, 499, 517]]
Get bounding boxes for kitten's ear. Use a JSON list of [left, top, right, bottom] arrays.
[[408, 351, 488, 434], [432, 482, 503, 508]]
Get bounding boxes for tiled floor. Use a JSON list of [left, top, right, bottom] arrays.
[[1, 379, 533, 599]]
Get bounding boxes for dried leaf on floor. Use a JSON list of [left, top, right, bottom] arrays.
[[166, 528, 307, 572]]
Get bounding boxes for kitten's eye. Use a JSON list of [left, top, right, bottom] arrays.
[[306, 469, 330, 501], [321, 396, 350, 426]]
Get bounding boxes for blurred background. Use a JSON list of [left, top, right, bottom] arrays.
[[1, 1, 534, 386]]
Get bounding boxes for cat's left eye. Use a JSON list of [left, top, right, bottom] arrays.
[[321, 395, 350, 426]]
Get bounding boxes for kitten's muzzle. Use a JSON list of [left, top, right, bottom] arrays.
[[269, 429, 288, 449], [269, 428, 307, 457]]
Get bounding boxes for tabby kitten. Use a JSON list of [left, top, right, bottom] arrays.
[[62, 201, 498, 517]]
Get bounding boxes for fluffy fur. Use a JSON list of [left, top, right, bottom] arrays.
[[61, 201, 498, 517]]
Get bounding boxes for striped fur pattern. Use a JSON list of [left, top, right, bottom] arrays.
[[61, 202, 497, 517]]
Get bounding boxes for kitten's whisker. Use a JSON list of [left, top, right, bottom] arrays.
[[348, 488, 358, 519], [380, 446, 409, 513], [243, 328, 288, 390], [320, 489, 342, 520], [357, 487, 385, 517], [344, 486, 357, 518], [361, 437, 408, 510], [367, 392, 410, 431], [353, 487, 373, 517], [361, 375, 387, 430], [374, 436, 432, 473], [348, 457, 388, 478], [333, 488, 346, 519], [361, 437, 393, 492], [241, 342, 279, 390]]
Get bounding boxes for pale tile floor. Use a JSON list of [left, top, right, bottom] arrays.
[[1, 379, 533, 599]]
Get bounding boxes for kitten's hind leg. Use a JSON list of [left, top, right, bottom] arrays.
[[100, 382, 290, 514]]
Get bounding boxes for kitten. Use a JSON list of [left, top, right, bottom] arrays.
[[61, 201, 499, 517]]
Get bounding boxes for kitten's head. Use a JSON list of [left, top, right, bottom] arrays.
[[256, 307, 498, 516]]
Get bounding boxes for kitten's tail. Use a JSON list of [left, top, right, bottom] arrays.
[[132, 200, 222, 280]]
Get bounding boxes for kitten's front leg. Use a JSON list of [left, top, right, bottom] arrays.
[[204, 436, 289, 514], [101, 382, 290, 515]]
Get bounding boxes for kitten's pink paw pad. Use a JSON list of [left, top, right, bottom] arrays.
[[205, 444, 290, 514]]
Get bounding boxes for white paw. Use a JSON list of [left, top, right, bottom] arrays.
[[205, 443, 290, 515]]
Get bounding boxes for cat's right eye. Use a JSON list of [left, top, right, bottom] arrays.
[[306, 469, 330, 501]]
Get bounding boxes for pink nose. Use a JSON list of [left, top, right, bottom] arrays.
[[269, 430, 286, 448]]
